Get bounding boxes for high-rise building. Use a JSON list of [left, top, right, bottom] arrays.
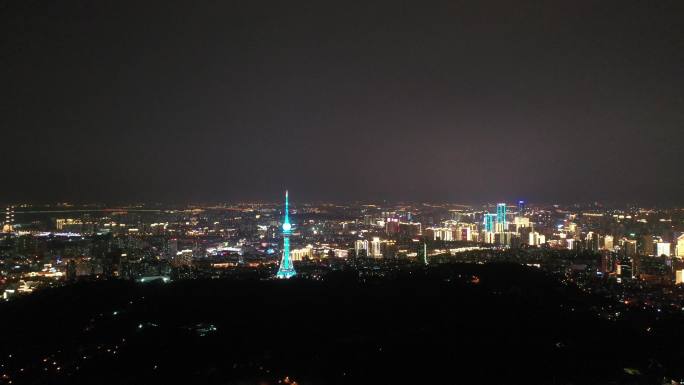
[[529, 231, 537, 246], [567, 238, 575, 250], [495, 231, 515, 247], [676, 270, 684, 285], [354, 239, 369, 258], [517, 200, 525, 216], [164, 238, 178, 260], [173, 249, 193, 267], [656, 242, 671, 257], [529, 231, 545, 246], [483, 213, 496, 233], [513, 216, 530, 233], [622, 239, 637, 257], [603, 235, 614, 251], [385, 218, 400, 235], [276, 190, 296, 279], [3, 206, 14, 233], [586, 232, 600, 252], [370, 237, 382, 258], [398, 222, 422, 238], [426, 227, 454, 241], [675, 234, 684, 258], [496, 203, 507, 232], [459, 226, 473, 241], [640, 235, 654, 256]]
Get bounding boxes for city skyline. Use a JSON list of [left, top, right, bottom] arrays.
[[2, 1, 684, 384], [3, 189, 684, 384]]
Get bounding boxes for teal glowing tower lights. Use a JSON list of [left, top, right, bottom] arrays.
[[484, 213, 496, 232], [276, 190, 296, 279], [497, 203, 507, 231]]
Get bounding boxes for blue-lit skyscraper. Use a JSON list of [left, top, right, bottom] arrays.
[[276, 190, 296, 279], [484, 213, 496, 232], [517, 200, 525, 215], [496, 203, 507, 231]]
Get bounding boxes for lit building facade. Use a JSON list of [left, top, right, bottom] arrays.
[[529, 231, 546, 246], [676, 234, 684, 258], [290, 245, 314, 261], [483, 213, 496, 233], [354, 239, 369, 258], [656, 242, 671, 257], [370, 237, 382, 258], [496, 203, 507, 232], [3, 206, 14, 233], [603, 235, 614, 251]]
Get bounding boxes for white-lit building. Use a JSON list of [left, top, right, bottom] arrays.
[[603, 235, 614, 251], [290, 245, 314, 261], [333, 249, 348, 259], [676, 234, 684, 258], [529, 231, 546, 247], [370, 237, 382, 258], [354, 239, 368, 257], [656, 242, 671, 257], [426, 227, 454, 241], [457, 226, 473, 241], [514, 217, 531, 232], [676, 270, 684, 285], [567, 238, 575, 250]]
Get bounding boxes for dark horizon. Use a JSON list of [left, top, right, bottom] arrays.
[[2, 0, 683, 204]]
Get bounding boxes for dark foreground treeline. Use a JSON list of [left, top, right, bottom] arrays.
[[1, 263, 683, 385]]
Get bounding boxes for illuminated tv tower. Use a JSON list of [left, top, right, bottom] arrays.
[[276, 190, 296, 279]]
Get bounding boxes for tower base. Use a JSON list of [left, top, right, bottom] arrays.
[[276, 268, 296, 279]]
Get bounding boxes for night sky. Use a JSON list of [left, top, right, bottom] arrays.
[[2, 1, 683, 204]]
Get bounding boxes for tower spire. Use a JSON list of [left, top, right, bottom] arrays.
[[276, 190, 296, 279], [285, 190, 289, 223]]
